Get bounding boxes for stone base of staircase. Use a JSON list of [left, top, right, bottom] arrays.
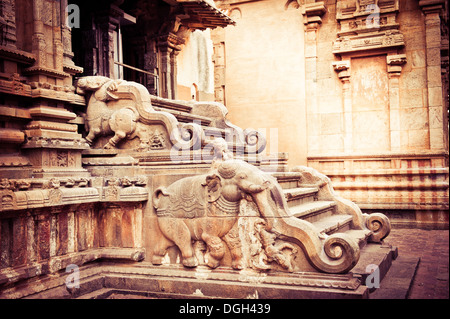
[[10, 245, 403, 300], [352, 243, 398, 286], [23, 261, 369, 299], [1, 242, 404, 299]]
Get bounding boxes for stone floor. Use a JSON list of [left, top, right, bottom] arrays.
[[380, 227, 449, 299]]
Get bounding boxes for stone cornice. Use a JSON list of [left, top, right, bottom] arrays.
[[419, 0, 446, 13]]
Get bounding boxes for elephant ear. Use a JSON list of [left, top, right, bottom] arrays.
[[153, 186, 170, 209], [203, 174, 222, 202]]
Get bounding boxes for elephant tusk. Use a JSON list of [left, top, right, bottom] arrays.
[[246, 180, 271, 193]]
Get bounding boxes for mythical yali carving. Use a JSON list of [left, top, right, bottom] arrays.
[[76, 76, 204, 150]]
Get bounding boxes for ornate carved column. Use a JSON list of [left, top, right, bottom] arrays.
[[97, 17, 119, 79], [158, 43, 173, 99], [59, 0, 83, 79], [170, 48, 179, 99], [419, 0, 448, 151], [212, 27, 226, 105]]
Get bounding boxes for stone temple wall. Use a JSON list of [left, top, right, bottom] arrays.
[[213, 0, 449, 229], [0, 0, 447, 299]]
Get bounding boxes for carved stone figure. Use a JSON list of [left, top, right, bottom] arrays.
[[152, 156, 362, 274], [76, 76, 134, 148], [76, 76, 205, 151], [152, 158, 270, 269]]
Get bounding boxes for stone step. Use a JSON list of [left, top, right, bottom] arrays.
[[271, 172, 303, 189], [289, 200, 336, 222], [344, 229, 373, 249], [312, 214, 353, 234], [351, 243, 400, 294], [283, 187, 319, 207], [152, 106, 212, 125], [369, 255, 420, 299]]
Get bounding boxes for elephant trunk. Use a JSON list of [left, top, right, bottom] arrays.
[[250, 180, 287, 231]]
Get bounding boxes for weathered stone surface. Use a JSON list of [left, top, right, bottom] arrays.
[[214, 0, 448, 229], [0, 0, 446, 300]]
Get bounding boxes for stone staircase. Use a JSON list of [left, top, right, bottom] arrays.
[[143, 90, 395, 279], [149, 94, 392, 262], [274, 172, 372, 247], [149, 95, 266, 154], [272, 170, 397, 285]]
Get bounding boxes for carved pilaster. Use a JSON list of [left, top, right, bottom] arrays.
[[59, 0, 83, 76], [386, 54, 406, 151], [301, 1, 327, 138], [419, 0, 448, 151], [333, 61, 352, 152], [0, 0, 17, 48]]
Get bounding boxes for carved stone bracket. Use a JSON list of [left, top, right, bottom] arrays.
[[301, 1, 327, 28], [332, 60, 351, 80], [386, 53, 407, 75]]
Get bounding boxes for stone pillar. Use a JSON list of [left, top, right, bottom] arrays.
[[302, 1, 326, 146], [333, 61, 352, 152], [170, 50, 179, 100], [98, 17, 118, 79], [212, 27, 226, 104], [157, 33, 184, 99], [386, 54, 407, 151], [419, 0, 448, 151], [158, 45, 173, 99]]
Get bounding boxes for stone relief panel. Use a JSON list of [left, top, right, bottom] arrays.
[[150, 158, 364, 274]]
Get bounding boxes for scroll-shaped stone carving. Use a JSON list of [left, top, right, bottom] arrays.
[[76, 76, 205, 150], [191, 101, 267, 154], [152, 155, 363, 274], [291, 165, 392, 243], [365, 212, 391, 242]]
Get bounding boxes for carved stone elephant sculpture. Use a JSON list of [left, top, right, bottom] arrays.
[[152, 158, 362, 274], [152, 159, 272, 269]]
